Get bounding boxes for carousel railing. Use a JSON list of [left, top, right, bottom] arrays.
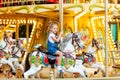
[[0, 0, 119, 8], [110, 50, 120, 68]]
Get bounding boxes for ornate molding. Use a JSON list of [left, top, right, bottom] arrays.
[[64, 4, 84, 16], [34, 5, 57, 13]]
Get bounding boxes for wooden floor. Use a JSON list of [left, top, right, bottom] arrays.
[[1, 66, 120, 80], [0, 77, 120, 80]]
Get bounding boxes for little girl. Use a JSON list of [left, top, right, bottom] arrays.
[[47, 21, 63, 72]]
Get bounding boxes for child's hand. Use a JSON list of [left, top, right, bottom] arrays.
[[60, 32, 64, 36]]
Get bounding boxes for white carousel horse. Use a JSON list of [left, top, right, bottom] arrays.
[[0, 32, 16, 72], [78, 38, 105, 76], [0, 37, 25, 73], [8, 39, 26, 73], [24, 32, 87, 79], [0, 33, 12, 54]]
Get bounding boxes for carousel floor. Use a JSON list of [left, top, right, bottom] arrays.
[[0, 66, 120, 79]]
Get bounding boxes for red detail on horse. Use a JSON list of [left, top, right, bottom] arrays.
[[44, 54, 49, 64], [85, 56, 88, 64], [92, 57, 95, 63], [0, 51, 4, 58]]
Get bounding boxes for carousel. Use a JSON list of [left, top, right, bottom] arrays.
[[0, 0, 120, 79]]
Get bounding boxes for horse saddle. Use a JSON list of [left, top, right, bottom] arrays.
[[45, 52, 58, 64]]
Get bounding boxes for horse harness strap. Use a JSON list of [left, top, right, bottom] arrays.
[[72, 33, 81, 51], [13, 47, 20, 55], [12, 47, 20, 58], [72, 33, 81, 47]]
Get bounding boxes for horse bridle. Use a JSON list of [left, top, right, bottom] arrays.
[[63, 33, 83, 59], [72, 33, 82, 50], [12, 40, 24, 58], [92, 39, 100, 50]]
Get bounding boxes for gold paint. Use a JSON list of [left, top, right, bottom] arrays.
[[34, 5, 57, 13]]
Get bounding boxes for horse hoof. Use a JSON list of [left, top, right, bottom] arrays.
[[94, 71, 97, 75], [12, 72, 16, 75]]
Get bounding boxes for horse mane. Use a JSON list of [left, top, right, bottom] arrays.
[[60, 33, 72, 51], [62, 33, 72, 43], [60, 32, 83, 51]]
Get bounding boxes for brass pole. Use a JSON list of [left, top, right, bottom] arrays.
[[59, 0, 63, 43], [16, 20, 19, 39], [104, 0, 108, 77]]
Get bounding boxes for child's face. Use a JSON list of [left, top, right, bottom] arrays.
[[51, 24, 58, 34]]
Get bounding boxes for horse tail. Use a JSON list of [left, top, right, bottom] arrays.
[[25, 52, 31, 72]]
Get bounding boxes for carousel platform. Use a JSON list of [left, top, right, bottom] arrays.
[[0, 77, 120, 80]]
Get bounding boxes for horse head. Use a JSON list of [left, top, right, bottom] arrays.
[[16, 39, 26, 51], [0, 32, 12, 54], [60, 32, 85, 59], [72, 32, 85, 49], [12, 39, 26, 58]]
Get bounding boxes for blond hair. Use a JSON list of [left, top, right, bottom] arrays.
[[47, 21, 58, 33]]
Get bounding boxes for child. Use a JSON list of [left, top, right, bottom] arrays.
[[47, 21, 63, 72]]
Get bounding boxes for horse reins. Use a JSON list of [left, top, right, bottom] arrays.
[[72, 33, 81, 52], [62, 33, 83, 58], [12, 41, 23, 58]]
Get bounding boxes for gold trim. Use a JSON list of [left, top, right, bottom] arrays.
[[89, 4, 112, 12], [34, 5, 57, 13], [64, 4, 84, 16], [114, 5, 120, 13], [13, 6, 30, 13]]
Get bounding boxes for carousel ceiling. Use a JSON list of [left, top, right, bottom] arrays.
[[0, 4, 118, 19], [0, 3, 119, 32]]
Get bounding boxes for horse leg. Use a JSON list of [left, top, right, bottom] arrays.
[[8, 58, 19, 72], [65, 66, 86, 78], [7, 61, 16, 72], [24, 64, 42, 79], [91, 62, 105, 76], [96, 62, 105, 76], [75, 60, 87, 77], [0, 58, 16, 72], [94, 68, 100, 75]]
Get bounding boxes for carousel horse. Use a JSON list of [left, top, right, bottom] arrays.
[[0, 30, 16, 72], [8, 39, 26, 73], [0, 37, 25, 73], [0, 33, 12, 56], [24, 32, 87, 79], [77, 38, 105, 76]]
